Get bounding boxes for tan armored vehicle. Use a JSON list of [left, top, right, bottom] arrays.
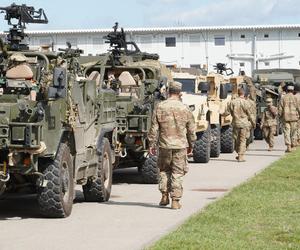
[[173, 71, 211, 163]]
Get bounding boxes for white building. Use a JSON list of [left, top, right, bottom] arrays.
[[20, 24, 300, 75]]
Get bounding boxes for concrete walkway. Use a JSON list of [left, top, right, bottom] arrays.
[[0, 137, 286, 250]]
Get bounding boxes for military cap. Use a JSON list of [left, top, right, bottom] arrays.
[[9, 53, 27, 62], [266, 97, 273, 103], [287, 85, 294, 91], [169, 81, 182, 92]]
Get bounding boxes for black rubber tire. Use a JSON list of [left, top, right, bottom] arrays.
[[210, 125, 221, 158], [254, 126, 263, 140], [221, 125, 234, 153], [193, 128, 211, 163], [37, 143, 74, 218], [83, 138, 113, 202], [140, 156, 159, 184]]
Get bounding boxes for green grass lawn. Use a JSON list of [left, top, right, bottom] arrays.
[[150, 150, 300, 250]]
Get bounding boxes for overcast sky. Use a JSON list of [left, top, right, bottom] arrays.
[[0, 0, 299, 30]]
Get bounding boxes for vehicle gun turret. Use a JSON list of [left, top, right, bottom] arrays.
[[0, 3, 48, 51], [213, 63, 234, 76]]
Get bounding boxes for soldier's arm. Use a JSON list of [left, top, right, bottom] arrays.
[[245, 102, 256, 128], [278, 99, 283, 118], [186, 110, 196, 148], [222, 102, 232, 116], [148, 106, 159, 148]]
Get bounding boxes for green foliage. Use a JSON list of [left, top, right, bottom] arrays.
[[150, 150, 300, 250]]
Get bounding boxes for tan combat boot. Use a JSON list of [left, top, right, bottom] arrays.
[[268, 146, 273, 151], [171, 199, 182, 209], [237, 154, 245, 162], [159, 192, 170, 206], [286, 145, 292, 153]]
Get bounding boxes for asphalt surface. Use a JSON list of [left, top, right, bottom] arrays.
[[0, 136, 286, 250]]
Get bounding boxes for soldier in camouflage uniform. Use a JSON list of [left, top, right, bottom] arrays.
[[241, 71, 256, 101], [225, 88, 255, 162], [278, 85, 300, 152], [148, 81, 196, 209], [246, 92, 257, 148], [294, 83, 300, 145], [261, 98, 278, 151]]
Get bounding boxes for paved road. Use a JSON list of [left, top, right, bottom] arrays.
[[0, 137, 286, 250]]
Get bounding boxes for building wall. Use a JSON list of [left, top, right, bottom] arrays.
[[26, 26, 300, 76]]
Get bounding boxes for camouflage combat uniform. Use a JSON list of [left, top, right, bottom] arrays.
[[246, 98, 257, 147], [261, 104, 278, 149], [148, 96, 196, 200], [226, 96, 255, 160], [294, 92, 300, 143], [278, 92, 300, 149], [243, 75, 257, 101]]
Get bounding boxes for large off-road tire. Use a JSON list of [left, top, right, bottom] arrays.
[[83, 138, 113, 202], [210, 125, 221, 158], [37, 143, 74, 218], [140, 156, 159, 184], [193, 128, 211, 163], [221, 125, 234, 153]]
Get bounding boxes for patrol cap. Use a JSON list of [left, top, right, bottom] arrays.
[[287, 85, 295, 91], [266, 97, 273, 103], [9, 53, 27, 62], [168, 81, 182, 93]]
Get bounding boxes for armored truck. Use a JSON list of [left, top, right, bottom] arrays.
[[84, 23, 172, 183], [0, 4, 117, 218], [172, 71, 211, 163]]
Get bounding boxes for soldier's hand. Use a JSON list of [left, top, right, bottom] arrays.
[[149, 147, 157, 156], [187, 147, 193, 156]]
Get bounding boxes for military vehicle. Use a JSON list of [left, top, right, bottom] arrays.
[[172, 71, 211, 163], [84, 23, 171, 183], [252, 71, 287, 139], [0, 4, 117, 218], [172, 63, 234, 163]]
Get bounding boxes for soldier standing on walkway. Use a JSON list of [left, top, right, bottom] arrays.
[[240, 71, 256, 101], [294, 83, 300, 145], [278, 85, 300, 152], [261, 98, 278, 151], [148, 81, 196, 209], [225, 88, 255, 162]]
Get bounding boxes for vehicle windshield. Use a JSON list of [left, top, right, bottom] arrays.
[[174, 78, 195, 94]]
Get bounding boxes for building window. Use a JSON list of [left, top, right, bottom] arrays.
[[265, 62, 270, 66], [214, 36, 225, 46], [264, 34, 269, 38], [240, 62, 245, 67], [241, 34, 245, 39], [190, 64, 201, 69], [298, 33, 300, 37], [165, 37, 176, 47]]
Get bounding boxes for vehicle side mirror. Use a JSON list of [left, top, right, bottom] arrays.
[[48, 67, 67, 99]]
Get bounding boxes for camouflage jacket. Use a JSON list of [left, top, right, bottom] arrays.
[[148, 97, 196, 149], [247, 99, 257, 126], [261, 106, 278, 127], [226, 97, 254, 128], [278, 93, 300, 122]]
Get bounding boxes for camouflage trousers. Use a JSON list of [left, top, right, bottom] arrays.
[[158, 148, 188, 199], [233, 127, 248, 155], [263, 126, 276, 147], [283, 121, 298, 146]]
